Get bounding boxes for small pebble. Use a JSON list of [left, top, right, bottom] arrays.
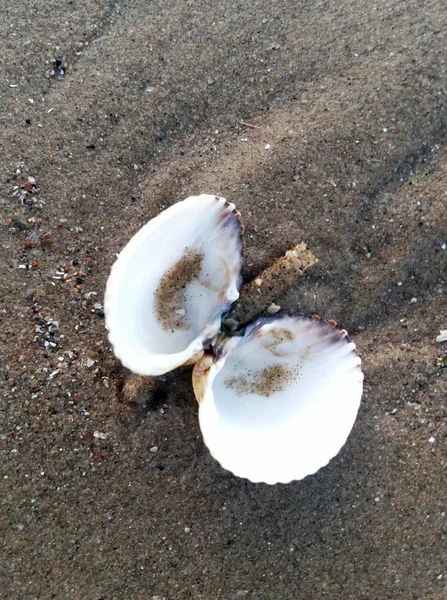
[[267, 302, 281, 314], [150, 446, 158, 453], [93, 431, 107, 440]]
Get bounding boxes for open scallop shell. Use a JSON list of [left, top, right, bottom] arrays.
[[193, 315, 363, 484], [105, 195, 243, 375]]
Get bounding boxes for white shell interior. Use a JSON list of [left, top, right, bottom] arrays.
[[197, 316, 364, 484], [105, 195, 243, 375]]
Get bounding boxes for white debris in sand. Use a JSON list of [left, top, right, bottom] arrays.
[[267, 302, 281, 314], [435, 330, 447, 343]]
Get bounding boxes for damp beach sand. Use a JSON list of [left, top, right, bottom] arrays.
[[1, 1, 446, 598]]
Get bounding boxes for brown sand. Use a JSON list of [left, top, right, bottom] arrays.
[[1, 1, 446, 598]]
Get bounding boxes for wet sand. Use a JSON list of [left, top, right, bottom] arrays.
[[1, 0, 446, 598]]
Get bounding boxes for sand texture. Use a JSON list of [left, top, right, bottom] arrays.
[[1, 0, 446, 598]]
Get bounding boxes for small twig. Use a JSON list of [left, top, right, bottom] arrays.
[[239, 120, 260, 129], [223, 243, 318, 330]]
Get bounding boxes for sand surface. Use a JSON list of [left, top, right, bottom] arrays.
[[1, 1, 446, 598]]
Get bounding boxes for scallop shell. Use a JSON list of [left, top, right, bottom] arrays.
[[193, 315, 364, 484], [105, 195, 243, 375]]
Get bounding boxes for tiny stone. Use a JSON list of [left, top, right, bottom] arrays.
[[265, 143, 271, 149], [410, 297, 417, 303], [436, 330, 447, 343], [150, 446, 158, 453], [86, 358, 95, 367], [428, 436, 435, 444], [255, 278, 263, 286], [267, 302, 281, 314], [93, 431, 107, 440], [222, 316, 239, 331]]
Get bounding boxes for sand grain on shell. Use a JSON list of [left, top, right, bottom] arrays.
[[225, 364, 299, 397], [153, 247, 203, 331]]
